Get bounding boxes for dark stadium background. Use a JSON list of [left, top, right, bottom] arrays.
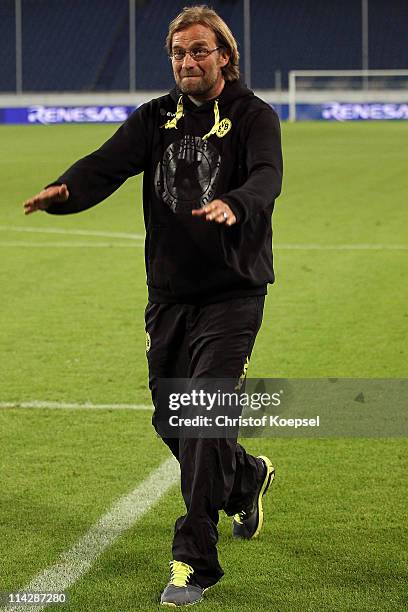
[[0, 0, 407, 92]]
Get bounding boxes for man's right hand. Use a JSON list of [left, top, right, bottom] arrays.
[[23, 184, 69, 215]]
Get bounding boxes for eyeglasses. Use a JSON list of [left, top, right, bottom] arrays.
[[169, 46, 222, 62]]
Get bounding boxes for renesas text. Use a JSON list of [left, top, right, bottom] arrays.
[[27, 105, 132, 124], [322, 102, 408, 121]]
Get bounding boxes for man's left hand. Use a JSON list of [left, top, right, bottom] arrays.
[[192, 199, 236, 226]]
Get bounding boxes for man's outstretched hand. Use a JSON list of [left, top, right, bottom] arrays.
[[23, 184, 69, 215], [191, 199, 236, 226]]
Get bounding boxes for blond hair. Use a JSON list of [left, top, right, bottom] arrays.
[[166, 5, 240, 82]]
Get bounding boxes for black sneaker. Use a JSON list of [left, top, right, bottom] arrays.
[[160, 560, 204, 607], [232, 455, 275, 539]]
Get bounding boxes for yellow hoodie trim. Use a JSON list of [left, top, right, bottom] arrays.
[[203, 100, 232, 140], [163, 95, 184, 129], [163, 96, 232, 139]]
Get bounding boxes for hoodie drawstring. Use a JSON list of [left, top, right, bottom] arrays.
[[163, 95, 184, 129], [202, 100, 220, 141]]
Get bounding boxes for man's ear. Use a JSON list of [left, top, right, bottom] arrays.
[[219, 48, 230, 68]]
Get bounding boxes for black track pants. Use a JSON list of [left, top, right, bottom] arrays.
[[145, 296, 265, 588]]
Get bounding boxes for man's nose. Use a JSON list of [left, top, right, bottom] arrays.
[[182, 52, 197, 69]]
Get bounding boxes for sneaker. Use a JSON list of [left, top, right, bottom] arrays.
[[160, 560, 204, 607], [232, 455, 275, 539]]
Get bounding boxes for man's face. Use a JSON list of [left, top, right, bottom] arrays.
[[171, 24, 229, 101]]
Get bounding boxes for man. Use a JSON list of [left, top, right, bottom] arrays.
[[23, 6, 283, 607]]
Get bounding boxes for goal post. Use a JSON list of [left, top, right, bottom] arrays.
[[288, 69, 408, 121]]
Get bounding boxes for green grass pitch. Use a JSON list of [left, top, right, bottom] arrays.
[[0, 122, 407, 611]]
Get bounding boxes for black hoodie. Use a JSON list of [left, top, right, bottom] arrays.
[[47, 80, 283, 304]]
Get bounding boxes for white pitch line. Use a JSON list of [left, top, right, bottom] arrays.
[[275, 243, 408, 251], [0, 225, 144, 240], [0, 400, 153, 410], [1, 241, 407, 251], [0, 457, 179, 612], [0, 241, 143, 248], [0, 226, 406, 250]]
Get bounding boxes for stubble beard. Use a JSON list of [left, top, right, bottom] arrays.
[[176, 69, 218, 97]]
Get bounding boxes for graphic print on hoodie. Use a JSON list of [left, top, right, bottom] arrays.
[[155, 134, 221, 213]]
